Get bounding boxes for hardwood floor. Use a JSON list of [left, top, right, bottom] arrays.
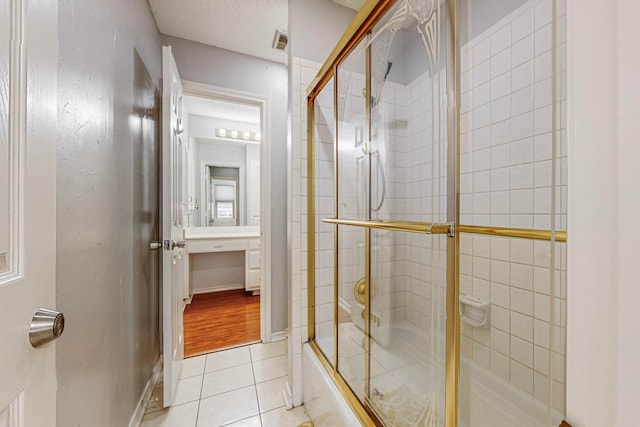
[[183, 289, 260, 358]]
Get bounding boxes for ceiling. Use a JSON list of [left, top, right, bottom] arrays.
[[184, 95, 260, 124], [331, 0, 365, 11], [148, 0, 289, 64], [148, 1, 366, 64]]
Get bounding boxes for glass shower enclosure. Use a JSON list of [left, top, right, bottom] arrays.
[[306, 0, 567, 426]]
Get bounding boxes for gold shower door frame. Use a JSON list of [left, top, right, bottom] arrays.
[[305, 1, 566, 427]]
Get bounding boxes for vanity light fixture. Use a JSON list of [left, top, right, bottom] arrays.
[[215, 128, 261, 143]]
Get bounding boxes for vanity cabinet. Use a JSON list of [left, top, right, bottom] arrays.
[[246, 238, 260, 292], [184, 227, 261, 296], [187, 238, 247, 254]]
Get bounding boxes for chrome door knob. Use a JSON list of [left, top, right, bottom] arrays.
[[149, 241, 162, 250], [29, 308, 65, 348]]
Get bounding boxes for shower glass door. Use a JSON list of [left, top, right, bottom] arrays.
[[336, 36, 368, 400], [311, 76, 336, 365], [309, 0, 455, 426], [364, 1, 450, 425], [307, 0, 568, 426]]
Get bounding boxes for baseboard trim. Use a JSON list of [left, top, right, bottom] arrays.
[[128, 356, 163, 427], [192, 284, 245, 294], [271, 330, 287, 342]]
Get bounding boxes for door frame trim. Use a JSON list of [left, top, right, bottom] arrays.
[[182, 80, 273, 343]]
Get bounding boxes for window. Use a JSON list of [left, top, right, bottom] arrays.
[[210, 179, 237, 224], [216, 201, 234, 218]]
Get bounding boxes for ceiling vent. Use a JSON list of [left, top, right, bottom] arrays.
[[272, 30, 288, 51]]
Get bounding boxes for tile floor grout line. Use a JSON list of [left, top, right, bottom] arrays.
[[254, 372, 288, 386], [200, 385, 264, 426], [248, 346, 265, 426], [220, 414, 263, 427], [212, 348, 253, 375], [194, 364, 206, 427], [201, 380, 256, 401], [248, 344, 288, 363]]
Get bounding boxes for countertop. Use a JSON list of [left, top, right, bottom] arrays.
[[184, 226, 260, 240]]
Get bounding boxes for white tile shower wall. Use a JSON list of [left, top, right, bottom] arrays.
[[380, 79, 413, 327], [332, 66, 376, 359], [313, 80, 336, 347], [380, 64, 449, 334], [459, 0, 567, 412], [337, 68, 367, 325], [290, 56, 349, 406], [369, 77, 412, 337], [289, 56, 318, 406]]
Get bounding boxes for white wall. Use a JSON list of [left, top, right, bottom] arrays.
[[566, 0, 640, 425], [197, 141, 246, 165], [191, 252, 245, 293], [164, 35, 289, 333], [289, 0, 356, 64], [614, 1, 640, 423], [56, 0, 162, 424]]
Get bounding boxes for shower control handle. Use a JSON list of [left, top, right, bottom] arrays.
[[354, 278, 366, 305]]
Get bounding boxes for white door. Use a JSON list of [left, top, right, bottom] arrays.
[[161, 46, 186, 407], [0, 0, 59, 425]]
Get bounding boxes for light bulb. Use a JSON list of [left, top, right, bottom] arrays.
[[231, 130, 238, 138], [219, 129, 226, 137], [243, 131, 250, 140]]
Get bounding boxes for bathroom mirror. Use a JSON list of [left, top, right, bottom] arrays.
[[182, 95, 261, 227]]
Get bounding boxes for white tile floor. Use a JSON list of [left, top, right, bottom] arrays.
[[142, 340, 310, 427]]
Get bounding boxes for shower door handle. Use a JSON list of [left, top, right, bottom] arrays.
[[171, 240, 186, 250]]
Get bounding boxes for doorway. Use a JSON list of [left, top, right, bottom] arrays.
[[179, 82, 271, 357]]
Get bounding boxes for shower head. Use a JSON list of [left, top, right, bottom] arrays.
[[383, 61, 393, 82]]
